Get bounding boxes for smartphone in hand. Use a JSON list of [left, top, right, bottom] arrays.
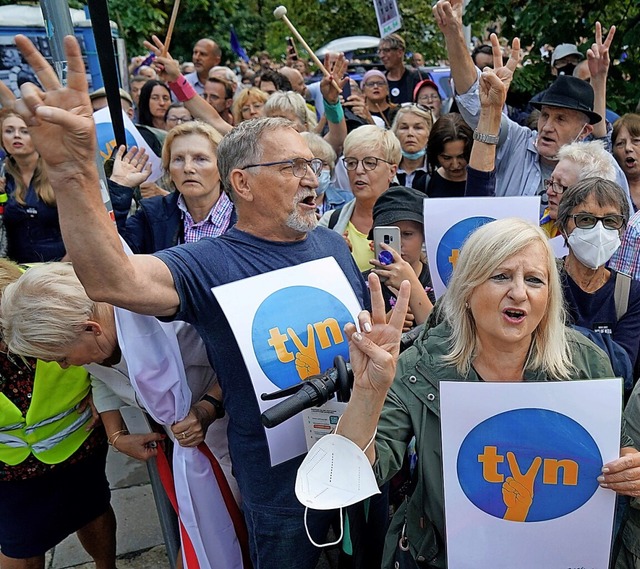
[[373, 226, 401, 260]]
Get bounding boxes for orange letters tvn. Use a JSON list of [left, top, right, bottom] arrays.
[[478, 446, 579, 522], [267, 318, 344, 380]]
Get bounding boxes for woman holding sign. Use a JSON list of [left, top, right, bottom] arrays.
[[335, 40, 640, 569], [338, 215, 640, 568]]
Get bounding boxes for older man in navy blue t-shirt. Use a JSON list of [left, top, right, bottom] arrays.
[[11, 35, 367, 569]]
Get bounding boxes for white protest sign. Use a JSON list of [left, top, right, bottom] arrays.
[[212, 257, 362, 466], [93, 107, 163, 182], [441, 379, 621, 569], [373, 0, 401, 38], [549, 233, 569, 259], [423, 197, 540, 298]]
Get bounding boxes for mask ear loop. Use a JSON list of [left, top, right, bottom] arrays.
[[304, 506, 343, 548], [302, 421, 378, 548]]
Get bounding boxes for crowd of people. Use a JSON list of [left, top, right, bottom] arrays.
[[2, 0, 640, 567]]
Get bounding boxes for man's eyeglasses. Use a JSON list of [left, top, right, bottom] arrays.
[[543, 179, 568, 194], [377, 47, 399, 54], [364, 81, 387, 89], [241, 157, 323, 178], [342, 156, 393, 171], [570, 213, 625, 231]]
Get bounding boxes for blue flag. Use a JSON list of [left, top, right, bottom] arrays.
[[230, 26, 250, 62]]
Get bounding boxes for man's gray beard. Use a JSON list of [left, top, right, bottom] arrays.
[[286, 209, 318, 233]]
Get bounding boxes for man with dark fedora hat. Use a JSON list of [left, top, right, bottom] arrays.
[[432, 0, 629, 209]]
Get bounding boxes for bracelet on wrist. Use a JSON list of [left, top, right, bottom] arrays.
[[323, 98, 345, 124], [108, 429, 129, 452], [473, 130, 500, 145], [168, 75, 197, 102], [200, 394, 225, 420]]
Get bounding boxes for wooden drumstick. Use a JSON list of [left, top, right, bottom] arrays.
[[162, 0, 182, 56], [273, 5, 342, 93]]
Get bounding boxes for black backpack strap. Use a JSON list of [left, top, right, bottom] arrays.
[[328, 207, 342, 230]]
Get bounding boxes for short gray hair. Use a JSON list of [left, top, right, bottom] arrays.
[[264, 91, 317, 131], [557, 177, 630, 233], [0, 263, 97, 361], [343, 125, 402, 166], [556, 140, 616, 181], [217, 117, 296, 198], [440, 218, 572, 378]]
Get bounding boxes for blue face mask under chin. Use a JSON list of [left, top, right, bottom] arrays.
[[401, 148, 427, 161]]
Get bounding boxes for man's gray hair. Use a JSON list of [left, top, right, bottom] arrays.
[[217, 117, 295, 198]]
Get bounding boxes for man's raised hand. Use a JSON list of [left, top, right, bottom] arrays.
[[13, 35, 96, 176]]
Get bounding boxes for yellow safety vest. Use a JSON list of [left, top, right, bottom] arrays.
[[0, 361, 93, 465]]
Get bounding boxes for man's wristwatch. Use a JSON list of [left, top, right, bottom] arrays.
[[200, 394, 225, 419], [473, 130, 500, 145]]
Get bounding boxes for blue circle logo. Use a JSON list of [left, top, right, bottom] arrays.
[[95, 123, 140, 162], [436, 216, 494, 285], [251, 286, 352, 389], [457, 408, 601, 522]]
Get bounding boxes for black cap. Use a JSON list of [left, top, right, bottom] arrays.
[[530, 75, 601, 124], [369, 186, 425, 238]]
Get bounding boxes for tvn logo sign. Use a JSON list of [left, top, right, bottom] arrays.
[[252, 286, 352, 389], [457, 408, 602, 522]]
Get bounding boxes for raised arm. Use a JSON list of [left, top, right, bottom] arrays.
[[587, 22, 615, 140], [144, 36, 232, 136], [432, 0, 477, 95], [470, 36, 520, 173], [319, 53, 348, 154], [13, 35, 179, 316], [336, 273, 410, 463]]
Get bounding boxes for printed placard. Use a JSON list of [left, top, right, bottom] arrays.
[[212, 257, 361, 465], [441, 379, 621, 569], [93, 107, 163, 181], [423, 197, 540, 298], [373, 0, 401, 38]]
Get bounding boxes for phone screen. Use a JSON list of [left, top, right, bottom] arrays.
[[286, 37, 298, 61], [342, 79, 352, 100]]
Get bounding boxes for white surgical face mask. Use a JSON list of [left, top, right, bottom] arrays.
[[571, 122, 589, 144], [567, 221, 621, 269], [317, 170, 331, 196], [296, 428, 380, 547]]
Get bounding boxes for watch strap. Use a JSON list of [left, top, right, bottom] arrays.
[[473, 130, 500, 145], [200, 394, 225, 419]]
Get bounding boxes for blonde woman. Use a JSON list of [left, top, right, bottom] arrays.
[[338, 217, 640, 568], [232, 87, 268, 124], [391, 103, 433, 193], [0, 109, 63, 262]]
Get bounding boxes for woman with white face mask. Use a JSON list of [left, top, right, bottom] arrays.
[[557, 177, 640, 372]]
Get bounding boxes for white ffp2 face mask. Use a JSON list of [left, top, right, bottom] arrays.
[[296, 430, 380, 547], [567, 221, 621, 269]]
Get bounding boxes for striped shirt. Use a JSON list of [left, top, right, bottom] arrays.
[[178, 192, 233, 243]]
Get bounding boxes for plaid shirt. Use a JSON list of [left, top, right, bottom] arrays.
[[609, 209, 640, 279], [178, 192, 233, 244]]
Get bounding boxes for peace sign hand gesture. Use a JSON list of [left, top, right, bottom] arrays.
[[13, 35, 96, 181], [502, 452, 542, 522]]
